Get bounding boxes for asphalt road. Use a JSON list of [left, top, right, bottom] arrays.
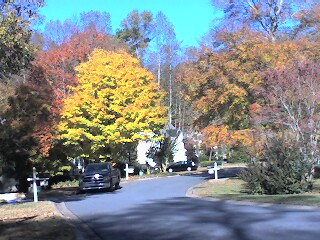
[[64, 174, 320, 240]]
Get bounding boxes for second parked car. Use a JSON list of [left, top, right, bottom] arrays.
[[166, 161, 198, 173]]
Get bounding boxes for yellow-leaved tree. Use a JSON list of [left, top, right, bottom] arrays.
[[58, 49, 168, 160]]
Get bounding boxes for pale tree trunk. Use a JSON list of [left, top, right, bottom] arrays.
[[182, 100, 186, 132], [178, 95, 182, 130], [157, 54, 161, 86], [209, 147, 214, 161], [169, 61, 172, 125]]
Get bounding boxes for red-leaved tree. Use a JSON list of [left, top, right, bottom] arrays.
[[263, 61, 320, 163], [30, 29, 126, 157]]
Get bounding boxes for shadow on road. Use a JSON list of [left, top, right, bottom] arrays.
[[79, 196, 320, 240], [26, 186, 123, 204], [45, 169, 320, 240]]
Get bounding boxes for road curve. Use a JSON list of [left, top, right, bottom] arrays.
[[64, 175, 320, 240]]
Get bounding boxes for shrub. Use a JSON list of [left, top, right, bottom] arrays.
[[52, 180, 79, 189], [199, 160, 224, 167], [241, 138, 313, 195], [228, 147, 250, 163], [198, 153, 209, 162], [48, 174, 73, 188], [200, 161, 214, 167], [314, 166, 320, 178]]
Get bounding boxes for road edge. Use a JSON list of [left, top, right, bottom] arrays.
[[55, 202, 102, 240], [186, 181, 320, 211]]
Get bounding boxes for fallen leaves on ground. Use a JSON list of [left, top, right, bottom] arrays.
[[0, 201, 75, 240]]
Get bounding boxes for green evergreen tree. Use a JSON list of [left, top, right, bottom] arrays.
[[241, 137, 313, 194]]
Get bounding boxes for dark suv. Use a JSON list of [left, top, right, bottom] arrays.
[[79, 162, 121, 192]]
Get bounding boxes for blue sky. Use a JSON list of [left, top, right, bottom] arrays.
[[39, 0, 222, 47]]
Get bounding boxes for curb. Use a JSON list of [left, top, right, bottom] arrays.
[[55, 202, 102, 240], [121, 174, 179, 182], [186, 181, 320, 211]]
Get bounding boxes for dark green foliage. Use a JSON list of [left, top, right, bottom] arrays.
[[198, 153, 209, 162], [0, 1, 44, 78], [229, 147, 250, 163], [147, 137, 175, 172], [199, 161, 214, 167], [48, 174, 73, 188], [200, 160, 224, 167], [184, 137, 198, 162], [314, 166, 320, 179], [0, 84, 50, 192], [241, 138, 313, 195], [116, 10, 153, 59]]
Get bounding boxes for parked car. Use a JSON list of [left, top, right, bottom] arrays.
[[166, 161, 198, 173], [79, 162, 121, 192]]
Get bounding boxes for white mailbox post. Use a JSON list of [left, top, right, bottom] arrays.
[[27, 167, 38, 202], [124, 163, 134, 180], [208, 162, 220, 180], [27, 167, 50, 202]]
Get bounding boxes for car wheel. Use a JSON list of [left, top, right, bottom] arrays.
[[115, 177, 120, 189], [187, 167, 192, 171], [108, 179, 114, 192], [168, 168, 173, 173], [78, 189, 86, 194]]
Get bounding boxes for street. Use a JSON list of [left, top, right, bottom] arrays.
[[64, 175, 320, 240]]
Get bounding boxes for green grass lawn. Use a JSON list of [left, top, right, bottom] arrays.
[[193, 178, 320, 207]]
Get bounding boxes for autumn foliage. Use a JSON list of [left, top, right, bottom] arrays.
[[3, 1, 320, 183], [29, 29, 126, 157], [179, 28, 320, 158], [35, 28, 126, 102], [58, 49, 168, 159]]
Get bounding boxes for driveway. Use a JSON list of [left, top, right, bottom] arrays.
[[61, 175, 320, 240]]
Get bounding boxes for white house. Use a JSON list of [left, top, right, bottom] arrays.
[[136, 124, 187, 165]]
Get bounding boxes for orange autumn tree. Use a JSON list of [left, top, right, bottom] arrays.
[[203, 126, 253, 148], [31, 29, 126, 158], [179, 28, 320, 158], [58, 49, 168, 160], [179, 29, 265, 157]]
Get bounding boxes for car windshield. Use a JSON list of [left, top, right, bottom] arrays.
[[174, 161, 187, 165], [85, 163, 110, 173]]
